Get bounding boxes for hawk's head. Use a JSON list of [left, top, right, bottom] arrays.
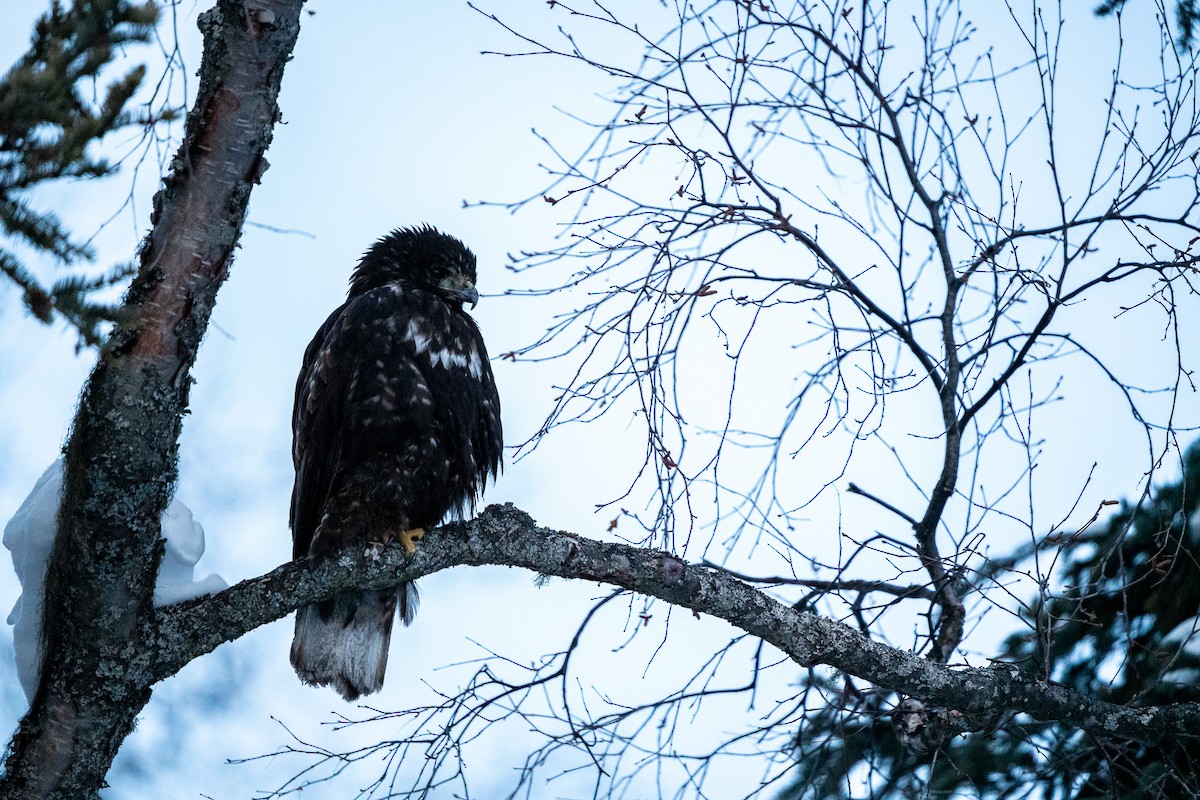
[[350, 225, 480, 308]]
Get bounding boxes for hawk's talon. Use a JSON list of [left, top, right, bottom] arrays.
[[399, 527, 425, 554]]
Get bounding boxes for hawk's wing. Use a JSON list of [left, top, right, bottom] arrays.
[[290, 300, 352, 560], [290, 287, 502, 559]]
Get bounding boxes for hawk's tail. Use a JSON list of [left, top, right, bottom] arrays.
[[290, 582, 420, 701]]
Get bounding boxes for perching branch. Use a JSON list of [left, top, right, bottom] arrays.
[[156, 503, 1200, 746]]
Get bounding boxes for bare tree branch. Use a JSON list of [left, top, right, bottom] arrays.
[[157, 503, 1200, 746]]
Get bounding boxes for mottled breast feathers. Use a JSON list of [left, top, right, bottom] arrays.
[[290, 284, 503, 558]]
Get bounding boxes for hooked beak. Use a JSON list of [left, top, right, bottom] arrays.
[[458, 284, 479, 309], [440, 275, 480, 309]]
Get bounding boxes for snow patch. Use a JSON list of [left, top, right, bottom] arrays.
[[156, 500, 229, 607], [3, 461, 227, 703], [1161, 615, 1200, 685]]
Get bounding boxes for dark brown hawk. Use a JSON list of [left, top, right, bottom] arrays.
[[289, 225, 503, 700]]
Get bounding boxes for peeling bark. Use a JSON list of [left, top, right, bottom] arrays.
[[0, 2, 304, 798]]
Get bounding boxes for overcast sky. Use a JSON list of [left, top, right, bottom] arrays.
[[1, 2, 1198, 798], [0, 3, 655, 796]]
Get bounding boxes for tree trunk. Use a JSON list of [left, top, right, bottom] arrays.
[[0, 2, 303, 797]]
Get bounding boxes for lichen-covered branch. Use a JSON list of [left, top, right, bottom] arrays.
[[157, 503, 1200, 747]]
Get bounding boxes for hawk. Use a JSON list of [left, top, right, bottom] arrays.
[[289, 225, 503, 700]]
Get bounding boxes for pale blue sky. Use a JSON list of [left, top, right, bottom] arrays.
[[1, 2, 1198, 798], [0, 3, 652, 795]]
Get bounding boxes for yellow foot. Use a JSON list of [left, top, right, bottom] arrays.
[[398, 527, 426, 554]]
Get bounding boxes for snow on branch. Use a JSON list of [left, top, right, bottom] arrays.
[[3, 461, 226, 702]]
